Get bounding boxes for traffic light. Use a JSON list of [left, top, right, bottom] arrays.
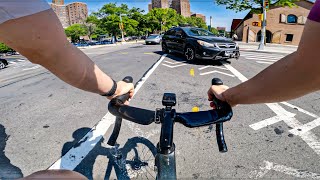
[[258, 14, 263, 21], [264, 0, 269, 9]]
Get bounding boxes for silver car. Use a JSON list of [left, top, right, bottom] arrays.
[[145, 35, 162, 45]]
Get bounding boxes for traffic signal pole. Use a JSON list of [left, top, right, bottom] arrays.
[[258, 0, 267, 50]]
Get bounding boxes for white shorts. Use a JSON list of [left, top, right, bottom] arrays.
[[0, 0, 51, 24]]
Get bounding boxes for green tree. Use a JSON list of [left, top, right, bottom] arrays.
[[146, 8, 180, 33], [185, 16, 207, 29], [214, 0, 298, 12], [0, 43, 13, 53], [65, 24, 88, 43], [209, 27, 219, 35]]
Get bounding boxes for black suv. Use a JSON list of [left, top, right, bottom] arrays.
[[162, 27, 240, 61]]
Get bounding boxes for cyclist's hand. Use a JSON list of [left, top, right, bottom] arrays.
[[208, 85, 229, 108], [108, 81, 134, 104]]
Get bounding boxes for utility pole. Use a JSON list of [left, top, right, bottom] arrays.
[[119, 14, 125, 43], [258, 0, 267, 50]]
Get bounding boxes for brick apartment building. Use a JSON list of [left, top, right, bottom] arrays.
[[50, 1, 88, 28], [233, 0, 314, 45], [151, 0, 169, 9], [172, 0, 191, 17], [191, 13, 206, 22]]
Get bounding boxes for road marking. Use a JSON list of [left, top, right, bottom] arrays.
[[144, 52, 154, 55], [163, 60, 185, 65], [190, 68, 195, 77], [49, 54, 167, 170], [200, 70, 235, 77], [22, 65, 40, 71], [162, 63, 187, 68], [222, 62, 320, 157], [241, 52, 284, 57], [281, 102, 319, 118], [49, 113, 116, 170], [242, 55, 282, 60], [198, 66, 228, 71], [249, 161, 320, 179], [256, 61, 274, 64], [290, 118, 320, 136], [192, 107, 200, 112], [120, 52, 128, 55], [8, 61, 17, 64], [16, 59, 26, 62]]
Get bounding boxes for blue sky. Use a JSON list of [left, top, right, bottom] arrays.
[[48, 0, 250, 31]]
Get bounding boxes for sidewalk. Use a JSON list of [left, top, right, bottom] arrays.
[[78, 40, 145, 50], [238, 42, 298, 54]]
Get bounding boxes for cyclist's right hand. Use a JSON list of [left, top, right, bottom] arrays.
[[207, 84, 230, 108]]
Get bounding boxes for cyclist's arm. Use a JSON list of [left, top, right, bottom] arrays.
[[0, 9, 133, 99], [209, 19, 320, 106]]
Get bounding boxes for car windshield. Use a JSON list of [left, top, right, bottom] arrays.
[[183, 28, 215, 37], [148, 35, 159, 39]]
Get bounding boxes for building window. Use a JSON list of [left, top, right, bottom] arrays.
[[287, 14, 297, 24], [286, 34, 294, 42]]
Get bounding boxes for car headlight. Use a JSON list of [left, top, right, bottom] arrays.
[[197, 40, 216, 48]]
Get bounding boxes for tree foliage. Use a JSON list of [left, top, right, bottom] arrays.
[[71, 3, 210, 39], [65, 24, 88, 43], [214, 0, 299, 12], [0, 43, 13, 53]]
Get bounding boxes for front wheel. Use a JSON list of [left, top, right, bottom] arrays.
[[0, 61, 5, 69], [184, 46, 196, 62], [162, 43, 169, 53]]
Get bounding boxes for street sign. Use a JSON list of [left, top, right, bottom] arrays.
[[252, 21, 261, 27]]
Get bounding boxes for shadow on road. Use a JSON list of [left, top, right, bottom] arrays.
[[61, 127, 157, 180], [0, 124, 23, 179]]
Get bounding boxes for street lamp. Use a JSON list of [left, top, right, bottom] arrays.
[[119, 14, 126, 43]]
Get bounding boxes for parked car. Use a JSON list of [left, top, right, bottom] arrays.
[[161, 27, 240, 61], [0, 58, 8, 70], [145, 35, 162, 45]]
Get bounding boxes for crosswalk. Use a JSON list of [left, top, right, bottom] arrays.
[[240, 51, 285, 65]]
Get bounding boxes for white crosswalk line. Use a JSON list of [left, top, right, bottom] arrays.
[[247, 58, 278, 61], [241, 54, 284, 59], [241, 52, 284, 57], [242, 55, 282, 60], [8, 61, 17, 64], [256, 61, 274, 64], [16, 59, 25, 62]]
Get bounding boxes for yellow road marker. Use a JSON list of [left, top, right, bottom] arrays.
[[190, 68, 195, 77], [144, 52, 154, 55], [192, 106, 200, 112], [120, 52, 128, 55]]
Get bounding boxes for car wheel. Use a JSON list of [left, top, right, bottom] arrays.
[[162, 43, 169, 53], [184, 46, 196, 61], [0, 61, 5, 69]]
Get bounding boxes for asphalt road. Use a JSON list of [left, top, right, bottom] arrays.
[[1, 43, 320, 179]]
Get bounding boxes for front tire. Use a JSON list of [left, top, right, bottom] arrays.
[[184, 46, 196, 62], [0, 61, 5, 69], [162, 43, 169, 53]]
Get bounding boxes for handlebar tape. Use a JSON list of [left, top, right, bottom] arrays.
[[212, 78, 228, 153]]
